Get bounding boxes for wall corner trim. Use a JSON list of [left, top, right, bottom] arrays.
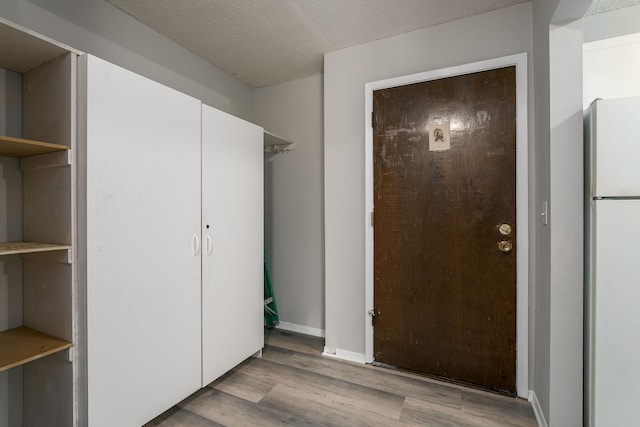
[[322, 348, 366, 364], [529, 390, 549, 427]]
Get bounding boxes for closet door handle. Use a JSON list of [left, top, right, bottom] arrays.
[[192, 234, 200, 255], [205, 235, 212, 256]]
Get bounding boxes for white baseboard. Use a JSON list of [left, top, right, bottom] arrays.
[[529, 390, 548, 427], [275, 321, 325, 338], [322, 346, 366, 364]]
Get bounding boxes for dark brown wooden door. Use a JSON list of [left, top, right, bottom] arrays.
[[372, 67, 517, 394]]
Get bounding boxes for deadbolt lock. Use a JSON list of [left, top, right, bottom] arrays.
[[498, 240, 513, 253], [498, 223, 512, 236]]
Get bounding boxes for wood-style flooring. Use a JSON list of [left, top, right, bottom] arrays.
[[146, 329, 538, 427]]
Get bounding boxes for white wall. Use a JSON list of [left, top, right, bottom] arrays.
[[323, 2, 534, 359], [254, 74, 325, 335], [583, 28, 640, 108], [532, 1, 593, 425], [531, 0, 557, 420], [0, 0, 253, 120], [549, 18, 585, 427]]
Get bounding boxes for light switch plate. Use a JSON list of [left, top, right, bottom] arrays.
[[541, 201, 549, 225]]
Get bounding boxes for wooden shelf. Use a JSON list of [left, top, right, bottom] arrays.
[[0, 326, 72, 372], [264, 131, 295, 153], [0, 242, 71, 256], [0, 135, 70, 158]]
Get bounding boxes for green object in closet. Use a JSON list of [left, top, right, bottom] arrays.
[[264, 252, 279, 328]]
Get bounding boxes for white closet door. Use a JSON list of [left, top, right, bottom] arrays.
[[84, 55, 202, 426], [201, 104, 263, 386]]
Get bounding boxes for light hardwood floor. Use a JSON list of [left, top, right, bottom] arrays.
[[146, 329, 538, 426]]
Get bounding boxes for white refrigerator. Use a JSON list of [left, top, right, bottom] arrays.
[[585, 96, 640, 427]]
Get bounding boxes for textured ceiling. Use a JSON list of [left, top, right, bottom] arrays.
[[107, 0, 640, 87], [586, 0, 640, 15], [107, 0, 528, 87]]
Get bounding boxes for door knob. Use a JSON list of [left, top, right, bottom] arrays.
[[498, 240, 513, 253], [497, 223, 512, 236]]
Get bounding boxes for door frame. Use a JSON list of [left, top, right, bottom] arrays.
[[364, 53, 529, 397]]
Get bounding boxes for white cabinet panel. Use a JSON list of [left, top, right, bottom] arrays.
[[83, 55, 201, 426], [201, 104, 263, 386]]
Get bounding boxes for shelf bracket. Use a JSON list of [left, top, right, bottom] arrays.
[[57, 345, 74, 363]]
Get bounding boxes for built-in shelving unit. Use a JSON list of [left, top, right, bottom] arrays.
[[0, 326, 72, 373], [0, 135, 70, 157], [264, 130, 295, 153], [0, 16, 77, 426]]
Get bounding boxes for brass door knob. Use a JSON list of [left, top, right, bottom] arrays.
[[498, 240, 513, 253], [498, 223, 512, 236]]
